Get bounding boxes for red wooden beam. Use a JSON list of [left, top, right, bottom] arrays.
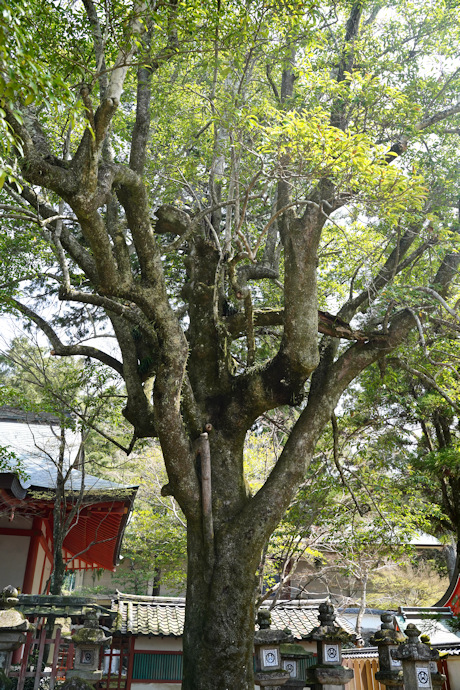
[[22, 518, 42, 594]]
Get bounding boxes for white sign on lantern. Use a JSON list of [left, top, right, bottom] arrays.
[[262, 648, 279, 668], [283, 659, 297, 678], [324, 644, 340, 664], [416, 665, 431, 689], [390, 652, 402, 669]]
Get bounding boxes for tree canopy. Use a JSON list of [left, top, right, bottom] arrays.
[[1, 0, 460, 686]]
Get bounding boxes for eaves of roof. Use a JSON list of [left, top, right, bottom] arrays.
[[0, 472, 27, 499], [343, 643, 460, 658]]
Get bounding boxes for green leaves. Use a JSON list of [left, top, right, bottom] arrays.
[[251, 105, 427, 218], [114, 446, 187, 595], [0, 443, 28, 482], [0, 0, 73, 172]]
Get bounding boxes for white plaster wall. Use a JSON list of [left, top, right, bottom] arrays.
[[31, 545, 46, 594], [80, 567, 116, 589], [447, 657, 460, 690], [0, 534, 29, 590], [41, 555, 52, 594], [0, 516, 32, 529], [134, 638, 182, 652], [30, 543, 51, 594]]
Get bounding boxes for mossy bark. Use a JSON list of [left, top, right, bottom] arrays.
[[182, 526, 257, 690]]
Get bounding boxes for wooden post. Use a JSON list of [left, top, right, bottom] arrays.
[[49, 626, 62, 690], [33, 626, 47, 690], [22, 519, 42, 594], [199, 432, 214, 563]]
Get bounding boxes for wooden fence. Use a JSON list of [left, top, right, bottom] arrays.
[[9, 623, 75, 690], [344, 656, 450, 690], [343, 658, 386, 690]]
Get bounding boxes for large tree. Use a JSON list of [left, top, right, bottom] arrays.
[[2, 1, 460, 686]]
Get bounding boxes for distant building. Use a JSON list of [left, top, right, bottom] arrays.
[[0, 406, 137, 593]]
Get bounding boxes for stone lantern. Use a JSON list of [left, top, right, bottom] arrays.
[[254, 610, 291, 688], [280, 641, 314, 689], [0, 586, 32, 678], [305, 601, 355, 689], [391, 623, 439, 690], [419, 635, 446, 689], [66, 609, 112, 686], [369, 612, 405, 689]]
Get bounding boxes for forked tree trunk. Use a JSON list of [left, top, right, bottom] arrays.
[[182, 527, 258, 689]]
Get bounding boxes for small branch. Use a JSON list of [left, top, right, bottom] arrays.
[[406, 307, 430, 360], [414, 286, 460, 325], [9, 298, 124, 375], [331, 413, 365, 516], [265, 64, 280, 101], [82, 0, 109, 98], [416, 104, 460, 132], [244, 290, 255, 367], [58, 287, 157, 343], [389, 357, 460, 414]]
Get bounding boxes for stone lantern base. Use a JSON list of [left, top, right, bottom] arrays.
[[283, 680, 305, 689], [255, 669, 291, 687], [375, 669, 404, 687], [59, 676, 97, 690], [66, 669, 103, 683], [308, 663, 354, 686]]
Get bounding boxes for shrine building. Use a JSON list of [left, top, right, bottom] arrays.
[[0, 406, 137, 593]]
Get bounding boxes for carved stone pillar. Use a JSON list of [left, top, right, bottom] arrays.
[[391, 623, 439, 690], [369, 612, 404, 689], [66, 609, 111, 686], [254, 610, 291, 689], [305, 602, 355, 690]]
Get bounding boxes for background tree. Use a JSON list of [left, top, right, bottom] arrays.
[[256, 412, 444, 634], [113, 444, 188, 596], [339, 352, 460, 584], [1, 1, 460, 686], [0, 335, 134, 593]]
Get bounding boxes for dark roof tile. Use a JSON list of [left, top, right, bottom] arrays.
[[113, 593, 356, 640]]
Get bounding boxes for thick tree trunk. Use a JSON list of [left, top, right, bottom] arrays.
[[182, 522, 259, 689]]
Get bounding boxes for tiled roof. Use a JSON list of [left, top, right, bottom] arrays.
[[269, 601, 355, 640], [0, 419, 80, 469], [113, 593, 357, 640], [0, 417, 138, 570], [343, 643, 460, 659], [438, 645, 460, 655], [343, 647, 379, 659], [115, 594, 185, 637], [0, 406, 62, 424], [0, 419, 136, 494]]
